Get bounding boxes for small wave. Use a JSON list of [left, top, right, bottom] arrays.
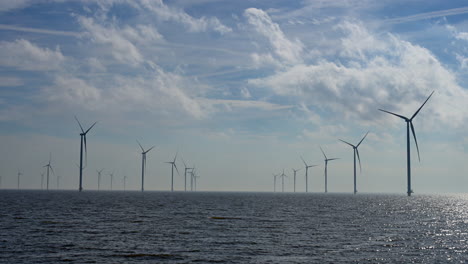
[[209, 216, 242, 220]]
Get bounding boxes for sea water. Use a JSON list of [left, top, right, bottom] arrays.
[[1, 191, 467, 263]]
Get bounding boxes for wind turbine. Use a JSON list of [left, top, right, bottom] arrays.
[[40, 172, 44, 190], [339, 131, 369, 194], [320, 147, 339, 193], [182, 159, 193, 192], [137, 140, 155, 192], [190, 166, 196, 191], [165, 153, 179, 192], [109, 171, 114, 190], [75, 116, 97, 192], [43, 153, 54, 191], [123, 175, 128, 191], [301, 156, 318, 193], [96, 169, 104, 190], [379, 91, 434, 196], [193, 171, 200, 191], [292, 168, 301, 192], [279, 169, 287, 192], [17, 170, 22, 190]]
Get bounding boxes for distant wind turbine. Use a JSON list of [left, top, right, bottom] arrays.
[[272, 173, 277, 192], [165, 153, 179, 191], [279, 169, 287, 192], [292, 168, 301, 192], [109, 171, 114, 190], [190, 165, 196, 191], [320, 147, 339, 193], [96, 169, 104, 190], [43, 153, 54, 191], [123, 175, 128, 191], [182, 159, 193, 192], [40, 172, 44, 190], [17, 169, 22, 190], [379, 91, 434, 196], [193, 170, 200, 191], [75, 116, 97, 192], [301, 156, 318, 193], [339, 132, 369, 194], [137, 140, 155, 192]]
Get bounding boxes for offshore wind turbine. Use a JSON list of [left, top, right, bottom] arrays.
[[40, 172, 44, 190], [279, 169, 287, 192], [301, 156, 318, 193], [123, 175, 128, 191], [109, 171, 114, 190], [379, 91, 434, 196], [17, 170, 22, 189], [339, 131, 369, 194], [137, 140, 155, 192], [165, 153, 179, 191], [43, 153, 54, 191], [182, 159, 193, 192], [190, 166, 196, 191], [320, 147, 339, 193], [96, 169, 104, 190], [75, 116, 97, 192], [292, 168, 301, 192], [272, 173, 279, 192]]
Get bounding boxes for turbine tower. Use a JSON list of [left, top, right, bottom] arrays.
[[40, 172, 44, 190], [279, 169, 287, 192], [165, 153, 179, 191], [109, 171, 114, 191], [17, 170, 22, 190], [272, 173, 279, 192], [339, 131, 369, 194], [123, 175, 128, 191], [137, 140, 155, 192], [182, 159, 193, 191], [292, 168, 301, 192], [320, 147, 339, 193], [379, 91, 434, 196], [96, 169, 104, 190], [43, 153, 54, 191], [75, 116, 97, 192], [301, 156, 317, 193]]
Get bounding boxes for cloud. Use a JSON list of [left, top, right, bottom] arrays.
[[244, 8, 304, 65], [139, 0, 232, 34], [0, 39, 65, 71], [249, 21, 468, 128], [78, 16, 161, 66], [44, 76, 101, 108], [0, 24, 82, 37]]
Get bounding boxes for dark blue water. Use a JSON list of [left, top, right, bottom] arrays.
[[1, 191, 467, 263]]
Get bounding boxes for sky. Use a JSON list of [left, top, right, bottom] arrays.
[[0, 0, 467, 194]]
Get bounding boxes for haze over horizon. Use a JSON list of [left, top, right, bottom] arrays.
[[0, 0, 467, 194]]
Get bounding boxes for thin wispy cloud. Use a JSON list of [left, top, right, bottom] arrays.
[[383, 6, 468, 24]]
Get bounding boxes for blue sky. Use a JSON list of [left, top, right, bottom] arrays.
[[1, 0, 467, 193]]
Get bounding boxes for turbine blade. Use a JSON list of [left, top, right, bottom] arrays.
[[174, 163, 180, 176], [300, 156, 308, 167], [49, 152, 52, 164], [411, 91, 434, 120], [136, 140, 144, 152], [85, 121, 97, 134], [50, 166, 55, 175], [319, 146, 327, 160], [84, 135, 88, 165], [356, 131, 369, 148], [173, 152, 178, 163], [182, 158, 187, 168], [74, 115, 85, 133], [339, 139, 354, 148], [328, 158, 339, 161], [410, 122, 421, 162], [378, 109, 408, 120], [356, 149, 362, 172], [145, 146, 155, 154]]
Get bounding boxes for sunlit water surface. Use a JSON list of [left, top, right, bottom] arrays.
[[1, 191, 468, 263]]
